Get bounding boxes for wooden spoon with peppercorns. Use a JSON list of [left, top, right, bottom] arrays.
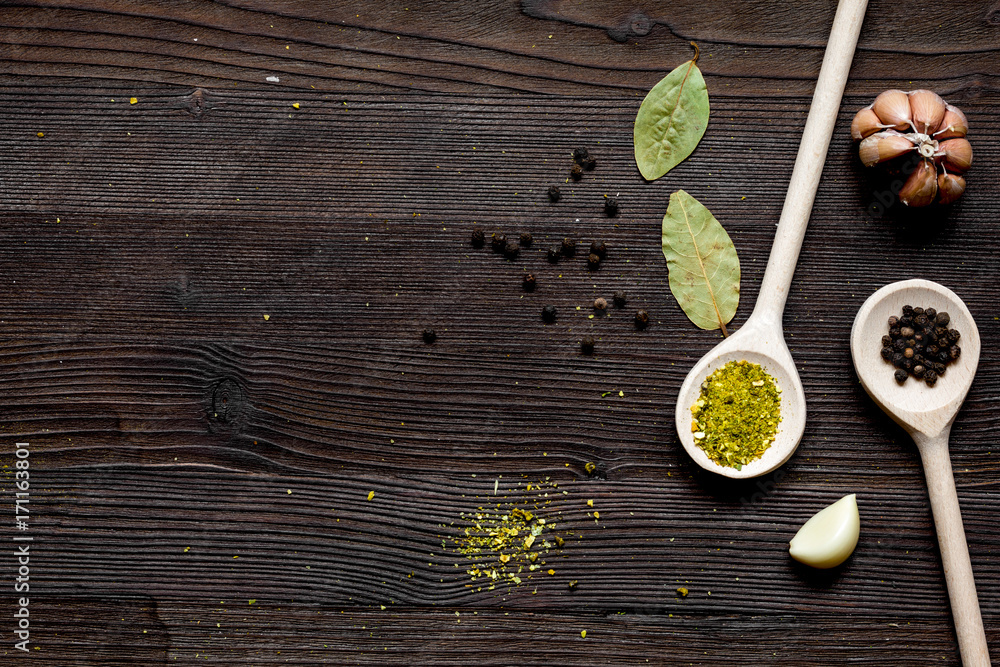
[[852, 279, 990, 667], [674, 0, 867, 480]]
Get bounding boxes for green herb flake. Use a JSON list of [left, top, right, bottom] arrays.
[[690, 360, 782, 469]]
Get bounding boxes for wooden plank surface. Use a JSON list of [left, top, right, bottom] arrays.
[[1, 1, 999, 664]]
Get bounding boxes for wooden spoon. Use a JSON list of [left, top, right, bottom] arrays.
[[674, 0, 869, 479], [851, 279, 990, 667]]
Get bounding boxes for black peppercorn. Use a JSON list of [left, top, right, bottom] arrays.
[[893, 338, 906, 352], [541, 305, 557, 324], [924, 369, 938, 386], [948, 329, 960, 343], [547, 185, 561, 203], [902, 304, 914, 316], [924, 308, 937, 320], [892, 353, 905, 368], [471, 228, 485, 248], [594, 297, 607, 311], [949, 345, 961, 359], [937, 351, 950, 364], [613, 291, 627, 308], [899, 326, 915, 338], [504, 241, 520, 260], [587, 253, 601, 270], [926, 345, 939, 356], [603, 197, 619, 217], [573, 147, 590, 163], [491, 232, 506, 252], [561, 238, 576, 258], [935, 312, 950, 326], [894, 369, 908, 383], [881, 347, 893, 360], [912, 364, 926, 378], [570, 163, 583, 181], [933, 362, 946, 375], [546, 246, 560, 263], [889, 327, 901, 337], [522, 273, 536, 292], [581, 336, 595, 355], [581, 156, 597, 171], [519, 232, 533, 247], [912, 307, 925, 316], [914, 314, 929, 328], [635, 310, 649, 330], [904, 348, 914, 359], [422, 328, 436, 344], [881, 335, 893, 347], [888, 316, 900, 328], [899, 315, 914, 327]]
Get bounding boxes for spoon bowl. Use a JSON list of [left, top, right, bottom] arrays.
[[851, 279, 990, 666], [850, 279, 980, 434], [675, 317, 806, 479]]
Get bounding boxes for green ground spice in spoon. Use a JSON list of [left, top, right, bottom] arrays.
[[690, 360, 782, 469]]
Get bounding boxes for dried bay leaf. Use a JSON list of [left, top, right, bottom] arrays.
[[634, 43, 709, 181], [661, 190, 740, 335]]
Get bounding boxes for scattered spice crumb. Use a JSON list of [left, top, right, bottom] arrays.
[[677, 587, 688, 597], [581, 630, 587, 638], [367, 491, 375, 501], [584, 462, 596, 474], [568, 579, 578, 589], [586, 499, 594, 507], [292, 103, 300, 109], [547, 569, 555, 575], [36, 132, 44, 138], [263, 314, 270, 321], [129, 97, 138, 104], [249, 599, 256, 605]]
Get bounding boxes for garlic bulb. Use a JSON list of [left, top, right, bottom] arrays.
[[851, 90, 973, 206]]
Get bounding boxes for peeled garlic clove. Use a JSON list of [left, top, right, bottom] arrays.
[[938, 137, 973, 173], [937, 173, 967, 205], [851, 106, 887, 140], [899, 161, 938, 207], [872, 89, 911, 131], [789, 494, 860, 569], [933, 103, 968, 140], [908, 89, 946, 134], [858, 130, 915, 167]]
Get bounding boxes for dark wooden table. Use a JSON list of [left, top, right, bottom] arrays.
[[2, 1, 998, 664]]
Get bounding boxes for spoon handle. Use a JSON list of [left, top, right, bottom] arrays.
[[751, 0, 868, 322], [914, 431, 992, 666]]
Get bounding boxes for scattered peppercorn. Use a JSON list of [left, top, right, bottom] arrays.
[[594, 297, 607, 311], [568, 579, 578, 589], [570, 163, 583, 181], [542, 305, 557, 324], [635, 309, 649, 330], [573, 147, 590, 163], [547, 185, 561, 202], [519, 232, 533, 248], [613, 291, 627, 308], [581, 156, 597, 171], [581, 336, 595, 355], [587, 253, 601, 271], [471, 228, 485, 248], [422, 328, 437, 344], [561, 238, 576, 258], [547, 246, 561, 263], [491, 232, 506, 252], [603, 197, 619, 217], [882, 305, 961, 386], [522, 273, 536, 292], [590, 240, 607, 259], [504, 241, 519, 260]]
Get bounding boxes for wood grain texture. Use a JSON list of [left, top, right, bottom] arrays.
[[1, 0, 999, 664]]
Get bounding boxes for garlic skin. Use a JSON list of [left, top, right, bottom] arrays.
[[852, 89, 972, 206], [934, 104, 968, 140], [938, 137, 973, 173], [908, 89, 946, 134], [858, 130, 915, 167], [899, 161, 938, 207], [871, 89, 911, 131], [937, 173, 966, 205], [789, 494, 860, 569], [851, 106, 888, 140]]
